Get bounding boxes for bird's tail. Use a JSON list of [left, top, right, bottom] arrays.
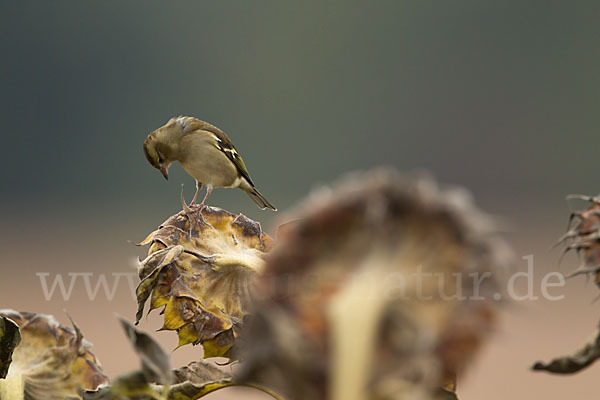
[[243, 187, 277, 211]]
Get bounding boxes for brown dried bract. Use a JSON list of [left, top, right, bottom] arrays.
[[557, 195, 600, 286], [0, 316, 20, 379], [135, 205, 272, 359]]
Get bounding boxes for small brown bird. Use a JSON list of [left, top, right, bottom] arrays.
[[143, 116, 276, 210]]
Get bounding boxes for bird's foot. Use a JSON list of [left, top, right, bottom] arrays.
[[180, 184, 193, 214]]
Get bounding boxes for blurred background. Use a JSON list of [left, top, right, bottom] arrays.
[[1, 1, 600, 398]]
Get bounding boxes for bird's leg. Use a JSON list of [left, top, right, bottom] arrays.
[[199, 185, 213, 209], [191, 181, 202, 205]]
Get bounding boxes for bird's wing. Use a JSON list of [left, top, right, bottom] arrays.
[[195, 125, 255, 187]]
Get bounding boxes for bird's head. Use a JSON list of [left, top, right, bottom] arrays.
[[143, 121, 180, 180]]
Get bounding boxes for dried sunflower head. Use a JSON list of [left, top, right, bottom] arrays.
[[532, 194, 600, 375], [557, 194, 600, 286], [239, 169, 510, 400], [135, 205, 272, 359], [0, 310, 108, 400]]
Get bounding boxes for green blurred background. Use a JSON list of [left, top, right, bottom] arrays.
[[2, 0, 599, 218], [1, 1, 600, 399]]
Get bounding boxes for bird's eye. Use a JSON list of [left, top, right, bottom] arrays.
[[158, 156, 164, 163]]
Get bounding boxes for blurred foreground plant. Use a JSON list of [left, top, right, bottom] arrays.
[[238, 170, 511, 400]]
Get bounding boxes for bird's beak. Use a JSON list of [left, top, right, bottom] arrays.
[[160, 164, 169, 180]]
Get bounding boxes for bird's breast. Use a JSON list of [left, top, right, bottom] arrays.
[[178, 138, 239, 188]]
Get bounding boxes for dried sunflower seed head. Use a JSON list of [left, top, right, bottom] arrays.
[[135, 205, 273, 359], [531, 194, 600, 375], [239, 169, 511, 400], [0, 310, 108, 400]]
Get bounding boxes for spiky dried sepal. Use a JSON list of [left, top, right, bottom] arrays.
[[135, 205, 272, 359], [558, 195, 600, 287]]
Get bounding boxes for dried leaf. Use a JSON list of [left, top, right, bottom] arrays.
[[82, 370, 157, 400], [167, 380, 233, 400], [437, 387, 459, 400], [82, 317, 175, 400], [83, 322, 244, 400], [167, 360, 233, 399], [135, 205, 272, 359], [118, 316, 172, 385], [173, 360, 232, 384], [532, 324, 600, 374], [0, 316, 20, 379]]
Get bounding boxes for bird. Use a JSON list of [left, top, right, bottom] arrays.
[[143, 116, 277, 211]]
